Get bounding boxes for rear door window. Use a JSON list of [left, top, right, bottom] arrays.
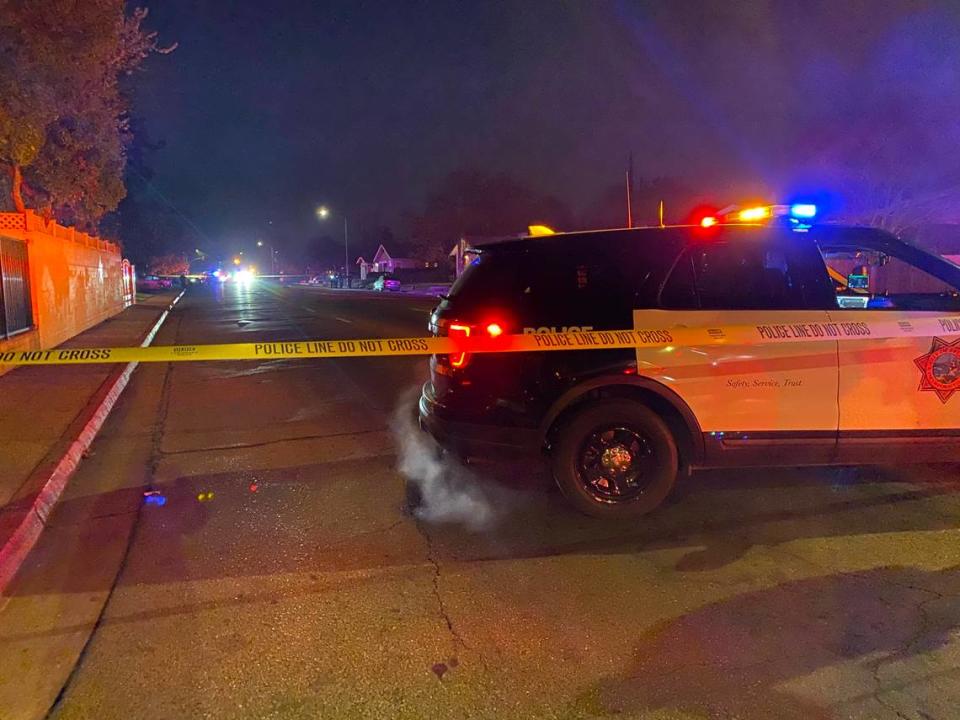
[[661, 241, 819, 310], [696, 243, 805, 310]]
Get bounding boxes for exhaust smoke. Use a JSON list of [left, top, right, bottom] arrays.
[[392, 389, 497, 531]]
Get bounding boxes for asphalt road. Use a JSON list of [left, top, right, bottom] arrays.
[[2, 281, 960, 720]]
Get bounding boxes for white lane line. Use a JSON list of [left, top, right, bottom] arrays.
[[334, 316, 353, 324]]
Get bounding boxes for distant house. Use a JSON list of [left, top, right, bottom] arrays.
[[357, 244, 424, 280]]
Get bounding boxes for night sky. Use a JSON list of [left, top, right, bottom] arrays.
[[133, 0, 960, 257]]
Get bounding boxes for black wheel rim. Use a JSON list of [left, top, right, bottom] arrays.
[[576, 425, 655, 503]]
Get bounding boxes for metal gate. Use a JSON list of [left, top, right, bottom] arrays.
[[0, 236, 33, 338]]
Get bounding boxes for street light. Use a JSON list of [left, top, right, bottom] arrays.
[[188, 248, 208, 274], [256, 239, 278, 273], [316, 205, 349, 285]]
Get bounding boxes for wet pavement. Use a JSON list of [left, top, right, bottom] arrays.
[[1, 280, 959, 719]]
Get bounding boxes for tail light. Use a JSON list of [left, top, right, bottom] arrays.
[[445, 320, 506, 369], [448, 323, 471, 368]]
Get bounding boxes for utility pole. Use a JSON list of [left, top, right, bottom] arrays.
[[343, 216, 349, 286], [625, 152, 634, 228], [257, 240, 278, 274]]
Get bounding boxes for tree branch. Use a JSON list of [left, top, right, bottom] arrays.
[[9, 164, 25, 213]]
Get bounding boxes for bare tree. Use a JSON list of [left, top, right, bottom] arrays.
[[832, 174, 960, 237]]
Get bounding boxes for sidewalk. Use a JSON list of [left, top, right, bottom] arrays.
[[0, 292, 179, 556]]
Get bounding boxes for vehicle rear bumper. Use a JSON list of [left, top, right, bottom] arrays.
[[418, 383, 540, 456]]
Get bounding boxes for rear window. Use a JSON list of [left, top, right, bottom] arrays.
[[659, 231, 834, 310], [447, 252, 524, 303], [448, 232, 680, 315]]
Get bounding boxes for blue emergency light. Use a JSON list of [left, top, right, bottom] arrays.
[[719, 202, 819, 225]]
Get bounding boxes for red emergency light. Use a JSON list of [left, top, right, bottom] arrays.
[[447, 320, 507, 369]]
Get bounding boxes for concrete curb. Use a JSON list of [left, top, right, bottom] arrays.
[[0, 290, 185, 592]]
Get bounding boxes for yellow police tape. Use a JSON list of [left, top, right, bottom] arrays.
[[2, 316, 959, 366]]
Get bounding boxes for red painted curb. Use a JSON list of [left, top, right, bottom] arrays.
[[0, 290, 185, 592]]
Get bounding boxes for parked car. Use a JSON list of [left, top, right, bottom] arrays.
[[374, 274, 401, 292], [138, 274, 174, 291]]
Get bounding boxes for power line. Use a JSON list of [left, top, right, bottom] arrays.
[[129, 167, 215, 247]]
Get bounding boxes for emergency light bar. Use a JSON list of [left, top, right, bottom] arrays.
[[700, 203, 818, 228]]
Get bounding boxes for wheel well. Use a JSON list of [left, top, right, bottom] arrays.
[[544, 385, 697, 468]]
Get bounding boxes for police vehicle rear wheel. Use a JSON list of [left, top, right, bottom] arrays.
[[552, 400, 678, 519]]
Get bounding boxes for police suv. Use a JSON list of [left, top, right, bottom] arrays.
[[419, 205, 960, 519]]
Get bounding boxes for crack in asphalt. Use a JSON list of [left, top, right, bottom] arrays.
[[417, 519, 467, 650], [871, 662, 912, 720], [870, 586, 954, 720], [157, 427, 387, 456], [767, 543, 959, 719], [412, 516, 493, 676]]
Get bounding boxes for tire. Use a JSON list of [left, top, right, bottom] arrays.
[[551, 399, 679, 519]]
